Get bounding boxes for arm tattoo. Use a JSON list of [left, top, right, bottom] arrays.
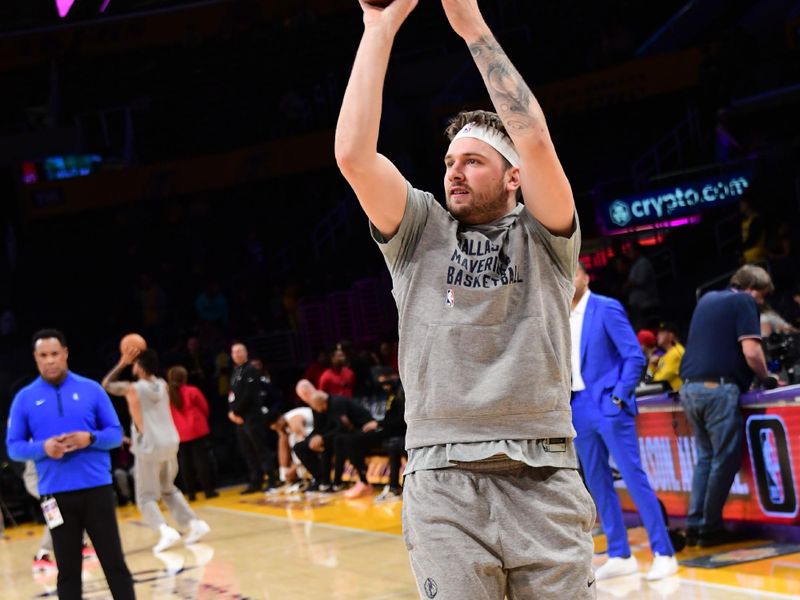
[[105, 381, 131, 396], [468, 35, 538, 135], [102, 363, 130, 396]]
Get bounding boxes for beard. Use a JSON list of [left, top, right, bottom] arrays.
[[446, 178, 510, 225]]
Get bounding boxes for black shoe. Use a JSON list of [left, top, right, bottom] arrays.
[[698, 529, 750, 548], [669, 529, 687, 553], [685, 527, 699, 547], [187, 494, 197, 502], [240, 484, 262, 495], [205, 490, 220, 499]]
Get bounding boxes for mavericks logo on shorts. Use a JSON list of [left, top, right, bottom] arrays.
[[424, 577, 438, 598]]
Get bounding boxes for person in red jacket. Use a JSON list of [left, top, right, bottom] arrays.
[[167, 366, 219, 500], [318, 347, 355, 398]]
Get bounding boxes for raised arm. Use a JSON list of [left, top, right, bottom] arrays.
[[101, 347, 139, 397], [441, 0, 574, 235], [334, 0, 418, 239]]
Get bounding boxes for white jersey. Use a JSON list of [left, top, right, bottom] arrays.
[[284, 407, 314, 448]]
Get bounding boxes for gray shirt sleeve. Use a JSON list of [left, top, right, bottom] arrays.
[[369, 182, 432, 278], [519, 208, 581, 280]]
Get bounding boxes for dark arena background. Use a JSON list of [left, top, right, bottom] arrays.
[[0, 1, 799, 598]]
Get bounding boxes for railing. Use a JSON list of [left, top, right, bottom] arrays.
[[631, 107, 701, 188]]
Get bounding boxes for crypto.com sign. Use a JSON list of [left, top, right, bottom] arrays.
[[597, 172, 750, 233]]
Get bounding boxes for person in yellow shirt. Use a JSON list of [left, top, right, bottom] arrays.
[[652, 322, 685, 391]]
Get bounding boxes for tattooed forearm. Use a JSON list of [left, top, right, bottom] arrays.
[[102, 363, 130, 396], [468, 35, 542, 136]]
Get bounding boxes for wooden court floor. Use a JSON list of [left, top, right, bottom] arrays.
[[1, 486, 799, 599]]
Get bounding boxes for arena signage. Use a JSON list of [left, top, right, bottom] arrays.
[[616, 401, 800, 525], [597, 172, 751, 233]]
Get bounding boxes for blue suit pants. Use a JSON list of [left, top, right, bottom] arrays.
[[571, 389, 674, 557]]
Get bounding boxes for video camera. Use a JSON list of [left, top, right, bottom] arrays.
[[764, 333, 800, 384]]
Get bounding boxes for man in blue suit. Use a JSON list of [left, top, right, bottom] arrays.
[[570, 262, 677, 581]]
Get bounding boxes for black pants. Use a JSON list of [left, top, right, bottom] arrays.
[[236, 420, 278, 486], [178, 436, 216, 497], [335, 430, 387, 484], [293, 437, 335, 485], [383, 436, 406, 489], [51, 485, 134, 600]]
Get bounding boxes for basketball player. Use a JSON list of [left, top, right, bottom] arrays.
[[102, 348, 210, 552], [335, 1, 595, 597]]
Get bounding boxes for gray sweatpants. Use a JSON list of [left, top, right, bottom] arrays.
[[134, 454, 196, 531], [402, 465, 596, 600]]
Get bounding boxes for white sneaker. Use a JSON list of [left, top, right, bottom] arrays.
[[595, 555, 639, 580], [375, 485, 402, 502], [153, 525, 181, 553], [184, 519, 210, 545], [645, 554, 678, 581]]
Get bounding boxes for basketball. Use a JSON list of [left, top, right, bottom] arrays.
[[365, 0, 394, 6], [119, 333, 147, 354]]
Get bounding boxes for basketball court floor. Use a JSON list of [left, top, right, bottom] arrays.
[[2, 486, 799, 599]]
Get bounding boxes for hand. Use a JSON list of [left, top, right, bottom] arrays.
[[359, 0, 418, 32], [61, 431, 92, 452], [441, 0, 488, 41], [228, 411, 244, 425], [362, 420, 379, 432], [308, 434, 325, 453], [44, 436, 68, 459], [340, 415, 354, 430], [760, 375, 779, 390], [119, 346, 141, 367]]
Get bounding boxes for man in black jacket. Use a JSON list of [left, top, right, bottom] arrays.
[[228, 343, 279, 493], [293, 379, 377, 492]]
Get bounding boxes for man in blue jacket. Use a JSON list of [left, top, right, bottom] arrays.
[[6, 329, 134, 599], [570, 263, 677, 581]]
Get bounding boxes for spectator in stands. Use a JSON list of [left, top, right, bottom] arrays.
[[302, 348, 330, 388], [181, 336, 212, 390], [195, 281, 229, 327], [270, 406, 314, 489], [318, 346, 355, 398], [623, 243, 661, 330], [739, 195, 767, 264], [167, 366, 218, 501], [227, 343, 279, 493], [680, 265, 777, 547], [650, 322, 685, 392], [637, 329, 659, 380], [570, 262, 677, 580], [293, 379, 376, 493]]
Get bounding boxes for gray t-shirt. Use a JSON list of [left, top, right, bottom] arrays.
[[130, 378, 179, 459], [372, 183, 580, 454]]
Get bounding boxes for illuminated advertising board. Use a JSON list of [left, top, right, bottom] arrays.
[[618, 402, 800, 525], [596, 171, 751, 234]]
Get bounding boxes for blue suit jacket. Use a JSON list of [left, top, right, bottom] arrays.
[[579, 293, 646, 416]]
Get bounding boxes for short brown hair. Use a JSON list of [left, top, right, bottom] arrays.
[[445, 109, 510, 142], [729, 264, 774, 294], [445, 109, 521, 200]]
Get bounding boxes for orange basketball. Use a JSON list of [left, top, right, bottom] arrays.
[[120, 333, 147, 353]]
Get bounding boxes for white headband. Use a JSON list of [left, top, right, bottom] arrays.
[[452, 123, 520, 167]]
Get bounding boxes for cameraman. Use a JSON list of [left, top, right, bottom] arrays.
[[680, 265, 777, 548]]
